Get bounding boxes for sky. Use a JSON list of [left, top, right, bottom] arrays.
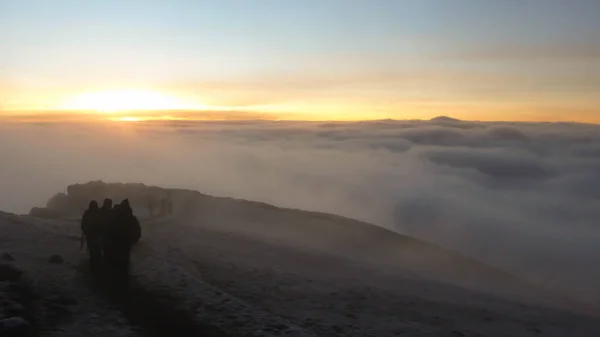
[[1, 0, 599, 122]]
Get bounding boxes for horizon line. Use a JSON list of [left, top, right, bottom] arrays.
[[1, 110, 598, 126]]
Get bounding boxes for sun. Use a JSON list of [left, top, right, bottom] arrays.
[[60, 89, 199, 113]]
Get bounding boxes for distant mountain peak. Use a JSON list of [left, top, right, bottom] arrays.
[[430, 116, 461, 122]]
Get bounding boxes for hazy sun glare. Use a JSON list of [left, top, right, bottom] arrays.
[[112, 116, 142, 122], [59, 89, 203, 113]]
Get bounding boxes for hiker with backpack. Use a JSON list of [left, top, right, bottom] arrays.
[[81, 200, 103, 273], [102, 199, 141, 285]]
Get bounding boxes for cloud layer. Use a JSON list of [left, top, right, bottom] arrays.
[[1, 117, 600, 303]]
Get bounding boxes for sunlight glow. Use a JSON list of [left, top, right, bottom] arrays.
[[106, 115, 190, 122], [59, 89, 203, 113], [111, 116, 142, 122]]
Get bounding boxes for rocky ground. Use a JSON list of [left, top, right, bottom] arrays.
[[2, 184, 600, 337]]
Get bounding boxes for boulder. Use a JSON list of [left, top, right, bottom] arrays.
[[28, 207, 65, 219], [0, 317, 31, 337], [1, 253, 15, 262], [0, 264, 23, 282], [48, 255, 64, 264]]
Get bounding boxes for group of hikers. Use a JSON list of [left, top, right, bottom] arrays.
[[80, 198, 142, 284]]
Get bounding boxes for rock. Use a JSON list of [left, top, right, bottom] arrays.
[[48, 255, 63, 264], [50, 294, 78, 306], [0, 317, 31, 337], [6, 303, 26, 317], [331, 325, 344, 334], [269, 323, 289, 331], [46, 302, 71, 318], [0, 264, 23, 282], [2, 253, 15, 261], [46, 192, 69, 209], [28, 207, 65, 219]]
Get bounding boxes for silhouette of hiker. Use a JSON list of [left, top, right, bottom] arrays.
[[100, 198, 113, 218], [81, 200, 102, 272], [102, 199, 141, 285]]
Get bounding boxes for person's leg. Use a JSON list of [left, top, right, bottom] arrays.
[[88, 239, 98, 270], [102, 241, 117, 279], [108, 240, 127, 285], [122, 244, 132, 275], [89, 247, 99, 271]]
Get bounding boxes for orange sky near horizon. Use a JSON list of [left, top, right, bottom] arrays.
[[2, 81, 599, 124], [2, 65, 598, 123], [1, 1, 599, 124]]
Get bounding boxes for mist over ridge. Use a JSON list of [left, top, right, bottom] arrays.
[[1, 117, 600, 304]]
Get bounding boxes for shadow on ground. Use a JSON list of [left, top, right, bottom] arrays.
[[75, 260, 229, 337]]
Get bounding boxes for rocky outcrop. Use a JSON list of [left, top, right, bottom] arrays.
[[28, 207, 66, 219], [45, 193, 69, 211], [28, 180, 173, 219]]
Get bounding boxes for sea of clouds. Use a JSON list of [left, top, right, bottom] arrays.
[[1, 117, 600, 302]]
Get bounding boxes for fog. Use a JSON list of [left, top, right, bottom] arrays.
[[1, 117, 600, 303]]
